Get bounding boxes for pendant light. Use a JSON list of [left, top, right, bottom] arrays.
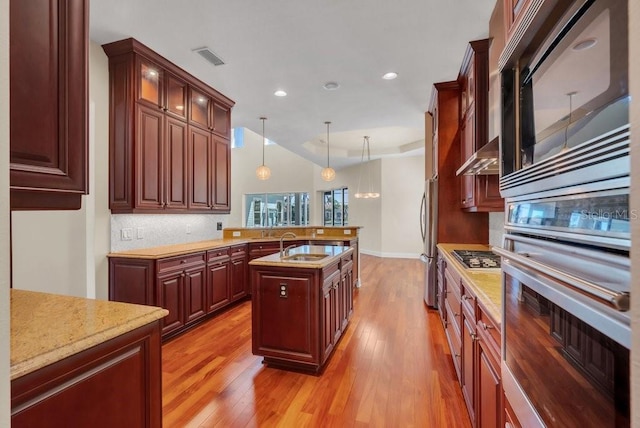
[[256, 117, 271, 180], [321, 121, 336, 182], [354, 136, 380, 199]]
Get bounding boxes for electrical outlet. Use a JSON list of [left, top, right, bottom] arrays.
[[232, 231, 241, 237], [279, 283, 288, 298], [137, 227, 144, 239], [217, 222, 223, 231], [186, 224, 192, 234], [121, 228, 133, 241], [343, 229, 352, 235], [316, 229, 324, 235]]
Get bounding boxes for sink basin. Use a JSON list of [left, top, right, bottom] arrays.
[[282, 253, 328, 262]]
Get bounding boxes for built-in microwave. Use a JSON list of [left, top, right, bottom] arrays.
[[501, 0, 628, 178]]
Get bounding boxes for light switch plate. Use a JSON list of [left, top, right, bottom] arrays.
[[121, 228, 133, 241]]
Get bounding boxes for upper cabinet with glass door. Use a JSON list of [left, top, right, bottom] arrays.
[[137, 58, 188, 121], [189, 87, 231, 137]]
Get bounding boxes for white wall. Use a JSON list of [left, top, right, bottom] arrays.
[[381, 157, 424, 257], [90, 42, 112, 300], [229, 128, 318, 227], [10, 41, 113, 300], [630, 0, 639, 424], [0, 0, 11, 422], [316, 159, 384, 255]]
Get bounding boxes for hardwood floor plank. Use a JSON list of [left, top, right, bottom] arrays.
[[163, 255, 471, 427]]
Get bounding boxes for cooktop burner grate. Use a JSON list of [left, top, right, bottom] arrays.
[[452, 250, 501, 269]]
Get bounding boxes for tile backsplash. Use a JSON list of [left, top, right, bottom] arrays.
[[489, 212, 505, 248], [111, 214, 228, 252]]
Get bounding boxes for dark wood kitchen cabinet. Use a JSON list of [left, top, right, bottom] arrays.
[[439, 252, 503, 428], [109, 245, 248, 340], [477, 308, 502, 428], [321, 268, 341, 363], [251, 248, 354, 373], [230, 244, 249, 300], [460, 284, 477, 424], [157, 253, 207, 336], [458, 39, 503, 212], [206, 248, 231, 313], [103, 38, 234, 214], [9, 0, 88, 210], [428, 82, 488, 244], [11, 322, 163, 428]]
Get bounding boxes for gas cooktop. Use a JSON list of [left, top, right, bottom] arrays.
[[452, 250, 501, 269]]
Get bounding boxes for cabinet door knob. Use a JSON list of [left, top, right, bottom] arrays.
[[462, 295, 473, 301], [454, 353, 461, 359], [470, 332, 477, 341], [454, 312, 460, 317], [181, 260, 187, 264]]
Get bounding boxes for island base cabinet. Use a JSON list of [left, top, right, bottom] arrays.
[[251, 252, 352, 375], [11, 322, 162, 428], [252, 270, 319, 369]]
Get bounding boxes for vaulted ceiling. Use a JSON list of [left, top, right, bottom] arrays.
[[90, 0, 495, 168]]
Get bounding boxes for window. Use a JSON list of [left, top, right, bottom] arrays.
[[245, 192, 310, 227], [323, 188, 348, 226]]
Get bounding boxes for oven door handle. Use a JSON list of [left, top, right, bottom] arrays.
[[492, 247, 630, 311]]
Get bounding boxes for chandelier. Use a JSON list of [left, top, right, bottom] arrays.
[[354, 136, 380, 199]]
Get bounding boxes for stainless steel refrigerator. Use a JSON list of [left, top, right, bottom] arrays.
[[420, 178, 438, 307]]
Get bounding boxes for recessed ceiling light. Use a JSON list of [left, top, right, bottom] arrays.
[[382, 72, 398, 80], [572, 38, 597, 51], [323, 81, 340, 91], [274, 90, 287, 97]]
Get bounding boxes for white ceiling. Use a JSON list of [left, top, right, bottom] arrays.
[[90, 0, 496, 169]]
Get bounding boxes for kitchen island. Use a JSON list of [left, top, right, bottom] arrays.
[[11, 289, 167, 427], [250, 245, 354, 374]]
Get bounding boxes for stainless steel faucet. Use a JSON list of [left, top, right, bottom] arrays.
[[280, 232, 297, 258]]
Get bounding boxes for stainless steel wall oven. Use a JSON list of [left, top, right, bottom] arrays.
[[498, 0, 630, 426]]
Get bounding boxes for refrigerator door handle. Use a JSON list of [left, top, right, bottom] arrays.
[[420, 192, 426, 242], [425, 180, 435, 257]]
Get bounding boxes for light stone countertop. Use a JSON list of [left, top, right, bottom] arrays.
[[249, 245, 353, 269], [437, 243, 502, 325], [107, 235, 357, 260], [11, 289, 168, 380]]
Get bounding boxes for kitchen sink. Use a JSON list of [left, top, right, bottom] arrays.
[[282, 254, 328, 262]]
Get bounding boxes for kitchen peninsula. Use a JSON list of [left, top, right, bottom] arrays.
[[10, 290, 167, 427], [250, 244, 355, 374]]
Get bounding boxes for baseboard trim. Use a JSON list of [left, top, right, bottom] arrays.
[[360, 250, 421, 259]]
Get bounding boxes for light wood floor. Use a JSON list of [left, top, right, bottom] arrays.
[[162, 255, 471, 427]]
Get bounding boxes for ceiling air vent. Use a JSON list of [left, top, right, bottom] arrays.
[[193, 47, 225, 66]]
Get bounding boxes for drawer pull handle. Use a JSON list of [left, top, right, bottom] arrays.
[[480, 321, 494, 330]]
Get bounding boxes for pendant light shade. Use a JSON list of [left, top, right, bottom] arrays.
[[321, 121, 336, 182], [256, 117, 271, 180], [354, 136, 380, 199]]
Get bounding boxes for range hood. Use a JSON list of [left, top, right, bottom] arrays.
[[456, 137, 500, 176]]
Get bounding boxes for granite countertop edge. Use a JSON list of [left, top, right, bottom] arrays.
[[437, 243, 502, 325], [11, 290, 168, 380], [107, 235, 358, 259]]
